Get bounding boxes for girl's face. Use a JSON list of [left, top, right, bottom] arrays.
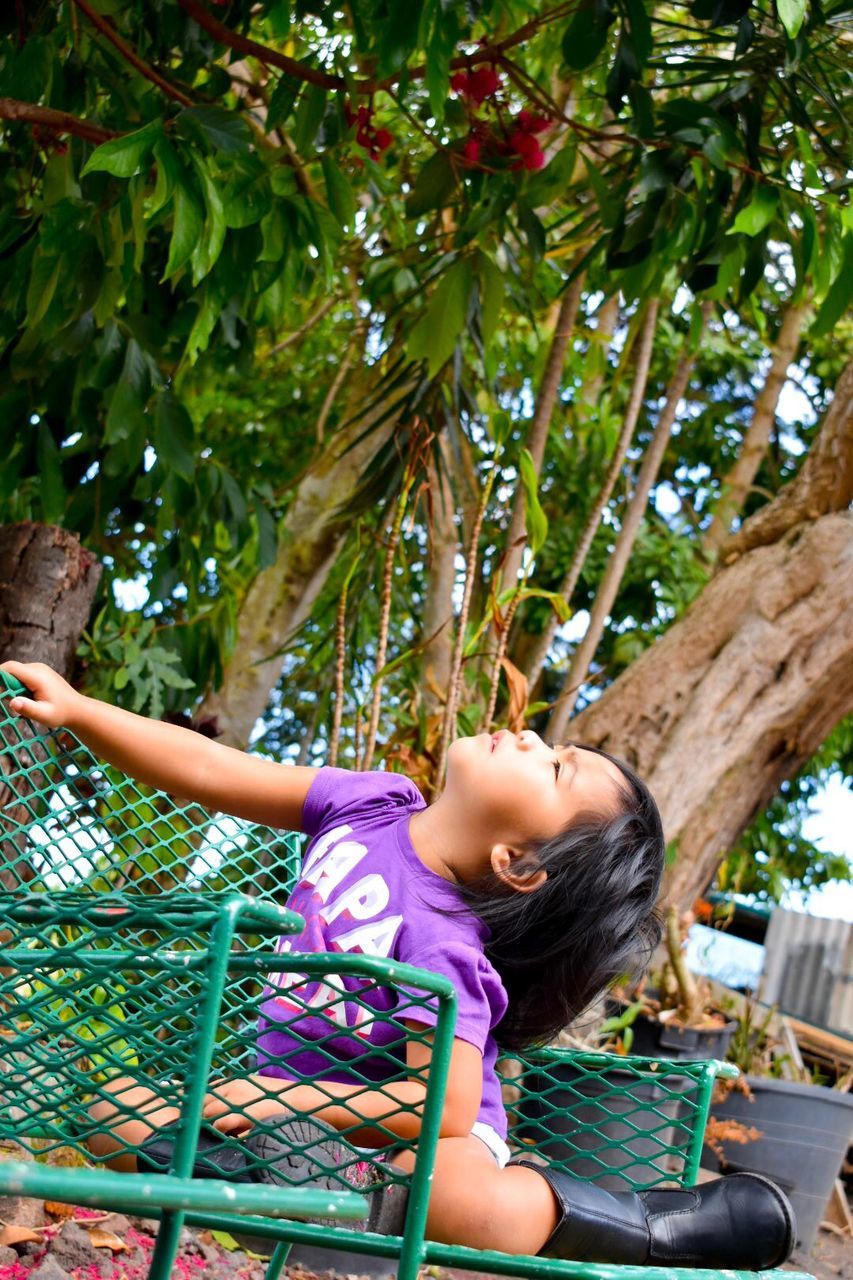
[[445, 729, 626, 850]]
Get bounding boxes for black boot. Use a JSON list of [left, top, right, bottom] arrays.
[[513, 1161, 796, 1270]]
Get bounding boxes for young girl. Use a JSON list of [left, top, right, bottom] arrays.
[[1, 660, 794, 1269]]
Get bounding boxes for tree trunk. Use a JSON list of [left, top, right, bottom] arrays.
[[523, 298, 659, 691], [703, 302, 809, 559], [0, 523, 102, 674], [547, 302, 709, 740], [573, 291, 621, 415], [421, 435, 458, 713], [500, 275, 585, 588], [198, 383, 409, 747], [0, 523, 102, 890], [568, 362, 853, 910]]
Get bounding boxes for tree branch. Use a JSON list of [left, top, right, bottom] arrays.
[[178, 0, 347, 90], [72, 0, 195, 108], [0, 97, 116, 144], [177, 0, 576, 97], [720, 358, 853, 562]]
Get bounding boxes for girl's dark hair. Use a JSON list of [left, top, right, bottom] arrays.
[[436, 743, 665, 1052]]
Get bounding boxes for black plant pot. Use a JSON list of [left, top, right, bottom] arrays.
[[701, 1075, 853, 1252], [625, 1009, 738, 1061], [514, 1061, 695, 1192]]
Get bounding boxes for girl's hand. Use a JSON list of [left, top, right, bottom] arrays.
[[0, 661, 83, 729], [202, 1076, 297, 1135]]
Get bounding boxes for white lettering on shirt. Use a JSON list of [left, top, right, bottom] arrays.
[[268, 823, 403, 1035], [302, 839, 368, 902], [301, 823, 353, 876], [335, 915, 403, 957], [322, 873, 389, 924]]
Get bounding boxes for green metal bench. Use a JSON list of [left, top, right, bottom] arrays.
[[0, 671, 812, 1280]]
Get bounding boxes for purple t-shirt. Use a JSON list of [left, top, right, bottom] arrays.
[[257, 767, 509, 1139]]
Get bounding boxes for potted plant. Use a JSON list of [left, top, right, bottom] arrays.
[[700, 992, 853, 1254], [508, 908, 739, 1191], [603, 905, 738, 1061]]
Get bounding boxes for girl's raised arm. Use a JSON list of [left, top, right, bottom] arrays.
[[1, 661, 319, 833]]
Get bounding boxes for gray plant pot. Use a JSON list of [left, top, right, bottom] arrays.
[[701, 1075, 853, 1252], [626, 1010, 738, 1061], [516, 1064, 689, 1192]]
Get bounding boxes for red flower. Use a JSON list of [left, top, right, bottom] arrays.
[[373, 128, 393, 153], [462, 136, 482, 164], [516, 109, 550, 135], [451, 66, 501, 104], [508, 129, 546, 170], [467, 66, 502, 104]]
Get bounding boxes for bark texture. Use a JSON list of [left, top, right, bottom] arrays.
[[501, 275, 585, 588], [524, 298, 659, 691], [703, 302, 809, 558], [0, 523, 102, 674], [0, 523, 102, 890], [570, 363, 853, 909], [547, 303, 706, 741], [199, 390, 405, 746], [421, 435, 458, 712]]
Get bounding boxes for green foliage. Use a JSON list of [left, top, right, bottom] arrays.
[[715, 718, 853, 904], [0, 0, 849, 895]]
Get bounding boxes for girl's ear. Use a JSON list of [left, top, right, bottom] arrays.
[[489, 843, 547, 894]]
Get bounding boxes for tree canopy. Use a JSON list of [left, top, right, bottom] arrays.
[[1, 0, 851, 906]]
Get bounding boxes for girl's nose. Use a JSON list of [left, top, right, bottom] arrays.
[[516, 730, 543, 751]]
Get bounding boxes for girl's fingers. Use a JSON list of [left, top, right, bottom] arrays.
[[9, 697, 48, 722], [213, 1114, 249, 1135]]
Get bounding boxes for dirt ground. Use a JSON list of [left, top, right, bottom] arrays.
[[0, 1199, 848, 1279]]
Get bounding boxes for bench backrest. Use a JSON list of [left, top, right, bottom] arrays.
[[0, 672, 720, 1195]]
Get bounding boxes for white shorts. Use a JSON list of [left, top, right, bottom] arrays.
[[357, 1122, 511, 1169]]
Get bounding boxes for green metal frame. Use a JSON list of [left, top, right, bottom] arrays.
[[0, 673, 812, 1280]]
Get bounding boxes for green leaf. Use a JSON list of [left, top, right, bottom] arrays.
[[727, 187, 779, 236], [777, 0, 807, 38], [2, 35, 53, 101], [267, 74, 302, 131], [221, 162, 273, 229], [408, 257, 473, 376], [518, 448, 548, 557], [25, 252, 62, 330], [406, 152, 456, 218], [623, 0, 652, 66], [321, 155, 357, 230], [518, 204, 546, 260], [81, 121, 162, 179], [189, 154, 226, 284], [487, 410, 513, 447], [562, 0, 615, 70], [37, 424, 66, 522], [104, 378, 145, 446], [293, 84, 327, 150], [154, 389, 196, 479], [178, 106, 251, 153], [147, 139, 182, 218], [253, 496, 278, 569], [185, 287, 219, 364], [378, 0, 426, 75], [812, 235, 853, 338], [163, 179, 204, 280], [478, 255, 505, 350]]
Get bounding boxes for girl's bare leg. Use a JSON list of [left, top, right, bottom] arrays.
[[86, 1076, 180, 1172], [88, 1088, 560, 1254], [393, 1136, 559, 1255]]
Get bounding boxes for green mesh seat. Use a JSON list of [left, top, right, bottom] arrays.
[[0, 671, 812, 1280]]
